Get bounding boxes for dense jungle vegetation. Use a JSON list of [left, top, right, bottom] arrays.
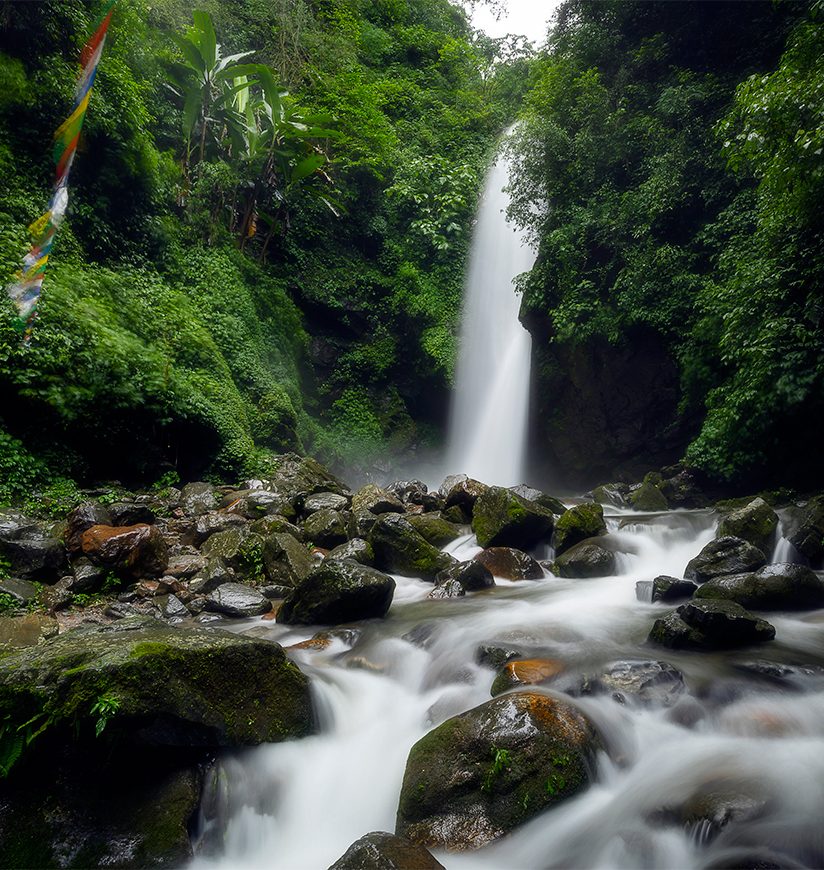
[[1, 0, 822, 505]]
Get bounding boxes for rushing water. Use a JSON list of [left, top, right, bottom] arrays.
[[445, 140, 536, 488], [192, 510, 824, 870]]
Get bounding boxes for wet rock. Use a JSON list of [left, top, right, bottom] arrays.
[[263, 532, 312, 588], [249, 514, 304, 543], [474, 547, 543, 580], [476, 643, 525, 669], [0, 509, 39, 542], [265, 452, 348, 507], [407, 513, 463, 547], [0, 576, 39, 605], [695, 563, 824, 611], [0, 618, 313, 746], [328, 538, 375, 567], [64, 502, 112, 553], [0, 534, 67, 583], [403, 622, 439, 649], [287, 627, 362, 652], [552, 502, 606, 555], [0, 613, 59, 650], [223, 488, 296, 521], [628, 478, 669, 512], [38, 577, 73, 612], [200, 528, 264, 581], [509, 486, 567, 516], [441, 504, 470, 525], [108, 502, 156, 527], [471, 487, 554, 550], [80, 523, 168, 579], [592, 483, 628, 508], [278, 560, 395, 625], [659, 468, 708, 508], [192, 510, 249, 546], [303, 491, 351, 514], [68, 556, 107, 593], [785, 495, 824, 564], [732, 660, 824, 690], [352, 484, 405, 516], [369, 514, 456, 582], [443, 476, 488, 515], [166, 552, 206, 579], [387, 480, 442, 511], [684, 537, 767, 584], [303, 508, 351, 549], [188, 558, 235, 595], [490, 658, 565, 696], [156, 593, 189, 620], [396, 692, 599, 850], [701, 850, 801, 870], [179, 482, 218, 517], [647, 575, 699, 603], [204, 583, 272, 618], [329, 831, 445, 870], [429, 561, 494, 599], [717, 498, 778, 554], [649, 599, 776, 650], [552, 540, 616, 578], [580, 660, 686, 706]]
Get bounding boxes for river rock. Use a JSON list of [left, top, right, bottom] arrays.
[[552, 502, 606, 555], [471, 487, 554, 550], [191, 509, 249, 546], [552, 540, 616, 578], [785, 495, 824, 563], [108, 501, 156, 527], [329, 831, 445, 870], [490, 658, 565, 696], [278, 560, 395, 625], [224, 488, 296, 520], [684, 536, 767, 584], [249, 514, 304, 542], [592, 483, 628, 508], [649, 599, 775, 650], [0, 576, 39, 605], [396, 692, 599, 850], [0, 613, 59, 650], [179, 482, 218, 517], [428, 577, 466, 599], [509, 486, 567, 516], [659, 468, 708, 508], [328, 537, 375, 566], [443, 476, 488, 515], [303, 491, 351, 515], [628, 478, 669, 512], [434, 560, 494, 593], [188, 558, 235, 595], [474, 547, 543, 580], [0, 618, 313, 746], [387, 480, 442, 511], [200, 528, 265, 581], [407, 513, 463, 547], [579, 660, 686, 707], [369, 514, 456, 581], [303, 508, 351, 549], [717, 498, 778, 554], [0, 532, 67, 583], [204, 583, 272, 617], [266, 453, 348, 507], [68, 556, 107, 593], [694, 563, 824, 611], [648, 575, 699, 603], [157, 593, 189, 620], [476, 643, 526, 669], [262, 532, 312, 588], [80, 523, 168, 579], [351, 484, 405, 516], [64, 502, 112, 553], [0, 510, 40, 542]]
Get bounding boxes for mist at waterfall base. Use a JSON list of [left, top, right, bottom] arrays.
[[444, 146, 536, 489], [192, 512, 824, 870]]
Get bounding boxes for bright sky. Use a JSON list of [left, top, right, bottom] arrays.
[[470, 0, 564, 47]]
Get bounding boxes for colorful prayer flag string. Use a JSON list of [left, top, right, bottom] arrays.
[[4, 1, 116, 343]]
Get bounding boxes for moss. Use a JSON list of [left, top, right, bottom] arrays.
[[553, 503, 606, 555]]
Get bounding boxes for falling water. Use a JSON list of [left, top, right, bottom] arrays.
[[445, 138, 536, 487]]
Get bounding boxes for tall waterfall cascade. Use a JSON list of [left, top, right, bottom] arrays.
[[445, 142, 536, 487]]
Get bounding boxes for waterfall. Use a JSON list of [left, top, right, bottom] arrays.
[[445, 139, 536, 487]]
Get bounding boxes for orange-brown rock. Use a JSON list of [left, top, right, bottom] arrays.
[[473, 547, 543, 581], [490, 658, 565, 696], [80, 524, 168, 578]]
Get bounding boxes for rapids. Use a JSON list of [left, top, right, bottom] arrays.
[[192, 509, 824, 869]]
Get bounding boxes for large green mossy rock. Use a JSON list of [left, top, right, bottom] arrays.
[[396, 692, 599, 851], [684, 536, 767, 584], [648, 599, 775, 651], [694, 564, 824, 611], [552, 502, 606, 555], [266, 453, 349, 507], [407, 513, 463, 547], [628, 479, 669, 512], [0, 618, 314, 747], [471, 487, 554, 550], [277, 560, 395, 625], [369, 514, 456, 581], [717, 498, 778, 554]]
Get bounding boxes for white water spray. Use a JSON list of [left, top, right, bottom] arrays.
[[446, 140, 536, 487]]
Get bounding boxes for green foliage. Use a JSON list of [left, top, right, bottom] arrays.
[[482, 746, 512, 793], [0, 592, 18, 614], [90, 694, 121, 738]]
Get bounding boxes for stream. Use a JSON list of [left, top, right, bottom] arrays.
[[192, 510, 824, 869]]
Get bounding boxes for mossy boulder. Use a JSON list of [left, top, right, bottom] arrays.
[[369, 514, 456, 581], [0, 619, 314, 747], [395, 692, 599, 850], [351, 484, 405, 516], [407, 513, 463, 547], [433, 560, 494, 594], [694, 564, 824, 611], [490, 658, 565, 696], [330, 831, 444, 870], [277, 560, 395, 625], [328, 538, 375, 566], [684, 536, 767, 584], [552, 540, 616, 578], [262, 532, 312, 588], [200, 527, 266, 582], [443, 476, 489, 515], [265, 453, 349, 508], [786, 495, 824, 564], [591, 484, 628, 508], [473, 547, 543, 580], [648, 599, 775, 650], [302, 508, 351, 549], [552, 502, 606, 556], [717, 498, 778, 554], [510, 485, 567, 516], [628, 479, 669, 512], [471, 487, 554, 550]]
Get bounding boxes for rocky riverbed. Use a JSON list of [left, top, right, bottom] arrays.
[[1, 456, 824, 868]]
